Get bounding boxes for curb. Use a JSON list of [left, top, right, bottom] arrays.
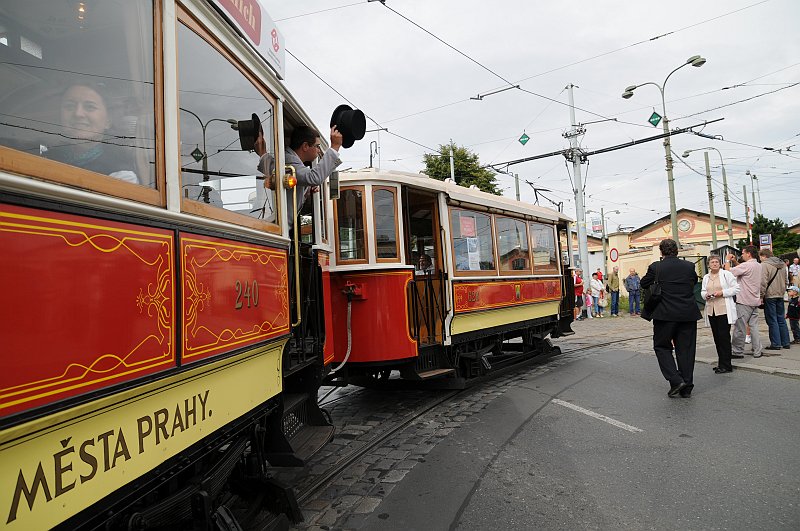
[[695, 355, 800, 379]]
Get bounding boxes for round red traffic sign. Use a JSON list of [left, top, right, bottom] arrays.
[[609, 248, 619, 262]]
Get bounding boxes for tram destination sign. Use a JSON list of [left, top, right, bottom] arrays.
[[210, 0, 286, 79]]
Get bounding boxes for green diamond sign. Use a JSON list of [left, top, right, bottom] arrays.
[[191, 147, 204, 162], [648, 111, 662, 127], [518, 133, 530, 145]]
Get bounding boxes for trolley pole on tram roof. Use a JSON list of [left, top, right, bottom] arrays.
[[564, 84, 590, 275]]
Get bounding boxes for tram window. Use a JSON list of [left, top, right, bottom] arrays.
[[450, 209, 495, 273], [0, 0, 157, 192], [373, 187, 399, 260], [530, 222, 559, 274], [176, 19, 278, 230], [336, 187, 367, 262], [496, 217, 530, 273]]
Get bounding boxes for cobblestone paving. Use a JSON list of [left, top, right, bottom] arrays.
[[273, 346, 607, 530]]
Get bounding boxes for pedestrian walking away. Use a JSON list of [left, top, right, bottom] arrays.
[[726, 246, 764, 358], [607, 266, 621, 317], [624, 268, 641, 315], [759, 248, 791, 351], [641, 239, 703, 398], [787, 285, 800, 343], [701, 255, 740, 373]]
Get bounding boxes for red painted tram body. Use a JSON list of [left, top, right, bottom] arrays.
[[322, 170, 575, 387]]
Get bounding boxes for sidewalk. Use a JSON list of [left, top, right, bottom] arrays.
[[563, 311, 800, 379]]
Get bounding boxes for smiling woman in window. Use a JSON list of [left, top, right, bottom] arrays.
[[45, 82, 138, 184]]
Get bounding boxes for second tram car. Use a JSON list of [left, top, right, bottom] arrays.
[[322, 169, 575, 388]]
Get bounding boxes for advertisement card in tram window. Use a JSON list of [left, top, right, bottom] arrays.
[[460, 216, 476, 237]]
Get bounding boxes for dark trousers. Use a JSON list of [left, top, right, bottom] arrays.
[[708, 314, 732, 371], [652, 319, 697, 386], [790, 319, 800, 341], [628, 291, 640, 314]]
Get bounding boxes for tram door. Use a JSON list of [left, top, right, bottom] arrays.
[[403, 188, 446, 345]]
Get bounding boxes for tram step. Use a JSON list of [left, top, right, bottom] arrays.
[[266, 393, 334, 467], [417, 368, 456, 379]]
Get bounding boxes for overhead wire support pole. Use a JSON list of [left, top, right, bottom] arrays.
[[564, 83, 590, 274], [703, 151, 718, 251]]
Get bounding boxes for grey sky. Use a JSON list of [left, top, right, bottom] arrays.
[[264, 0, 800, 231]]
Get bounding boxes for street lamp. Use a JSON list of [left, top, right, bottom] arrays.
[[682, 147, 733, 248], [622, 54, 707, 246], [586, 207, 620, 279], [179, 107, 237, 203]]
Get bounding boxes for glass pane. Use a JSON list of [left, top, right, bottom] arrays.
[[497, 217, 530, 272], [338, 188, 365, 260], [177, 23, 276, 221], [530, 222, 558, 273], [374, 189, 397, 259], [450, 210, 495, 271], [0, 0, 156, 187]]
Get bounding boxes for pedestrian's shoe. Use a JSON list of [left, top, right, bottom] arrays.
[[783, 345, 791, 349], [668, 382, 687, 397], [713, 367, 733, 374], [745, 335, 752, 344], [765, 345, 782, 351], [753, 353, 763, 358], [679, 384, 694, 398], [731, 354, 744, 359], [792, 339, 800, 344]]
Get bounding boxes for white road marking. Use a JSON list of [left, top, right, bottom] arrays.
[[552, 399, 643, 433]]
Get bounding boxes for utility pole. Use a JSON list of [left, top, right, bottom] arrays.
[[703, 151, 718, 252], [755, 174, 762, 213], [564, 84, 589, 274], [747, 171, 757, 220], [721, 162, 734, 247], [601, 207, 608, 278], [449, 140, 455, 181], [514, 173, 520, 201], [743, 184, 751, 244]]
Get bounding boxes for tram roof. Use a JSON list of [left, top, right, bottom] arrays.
[[339, 168, 571, 223]]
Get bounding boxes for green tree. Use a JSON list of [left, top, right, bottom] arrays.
[[422, 143, 500, 195], [737, 214, 800, 255]]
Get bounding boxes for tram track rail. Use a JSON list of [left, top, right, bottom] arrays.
[[294, 332, 653, 508]]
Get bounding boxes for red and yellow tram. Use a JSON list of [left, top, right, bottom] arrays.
[[322, 169, 575, 387], [0, 0, 335, 528]]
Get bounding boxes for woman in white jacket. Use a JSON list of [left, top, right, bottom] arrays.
[[701, 255, 740, 374]]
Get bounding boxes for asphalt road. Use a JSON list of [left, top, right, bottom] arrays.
[[359, 348, 800, 530]]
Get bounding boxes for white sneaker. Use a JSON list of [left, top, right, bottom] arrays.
[[745, 335, 752, 344]]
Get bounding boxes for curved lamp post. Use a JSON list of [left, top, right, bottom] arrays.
[[179, 107, 237, 203], [622, 55, 707, 245], [682, 147, 733, 248], [587, 207, 620, 278]]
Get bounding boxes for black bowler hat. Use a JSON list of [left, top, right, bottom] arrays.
[[237, 113, 262, 151], [330, 104, 366, 149]]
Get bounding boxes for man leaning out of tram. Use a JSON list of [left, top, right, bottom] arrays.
[[255, 124, 342, 230]]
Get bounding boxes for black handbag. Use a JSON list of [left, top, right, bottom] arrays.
[[642, 265, 662, 314]]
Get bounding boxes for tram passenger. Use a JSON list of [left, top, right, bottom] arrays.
[[416, 253, 433, 274], [46, 83, 139, 184]]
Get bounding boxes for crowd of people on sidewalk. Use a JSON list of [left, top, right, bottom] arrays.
[[572, 241, 800, 398], [572, 266, 641, 320]]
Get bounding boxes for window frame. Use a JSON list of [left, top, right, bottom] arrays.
[[529, 221, 560, 275], [334, 184, 369, 265], [495, 215, 532, 276], [0, 0, 165, 207], [176, 9, 281, 235], [448, 206, 498, 277], [372, 185, 400, 263]]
